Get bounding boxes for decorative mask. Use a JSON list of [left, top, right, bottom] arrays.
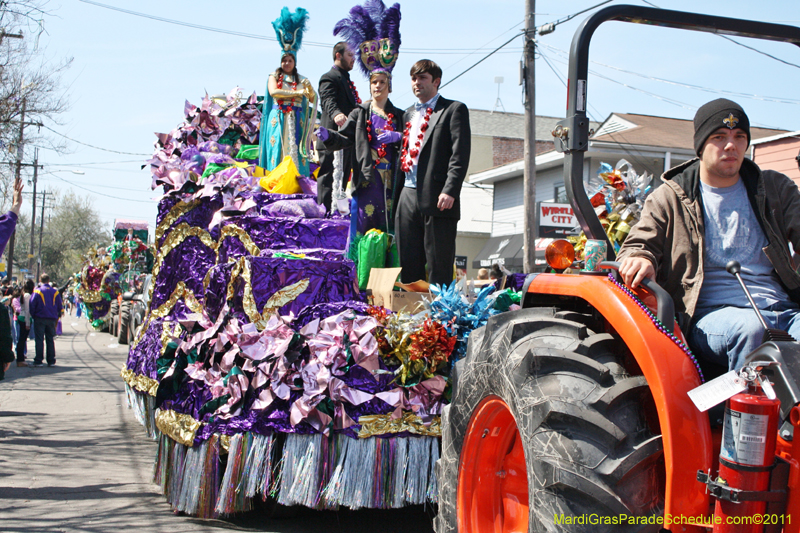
[[359, 40, 381, 73], [379, 38, 398, 70]]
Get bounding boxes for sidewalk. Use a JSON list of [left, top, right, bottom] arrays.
[[0, 317, 435, 533]]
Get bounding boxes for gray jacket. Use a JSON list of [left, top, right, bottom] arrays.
[[617, 158, 800, 318]]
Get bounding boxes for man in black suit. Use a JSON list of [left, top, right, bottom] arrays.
[[394, 60, 471, 286], [316, 41, 359, 212]]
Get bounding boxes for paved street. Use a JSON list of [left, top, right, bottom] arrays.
[[0, 317, 436, 533]]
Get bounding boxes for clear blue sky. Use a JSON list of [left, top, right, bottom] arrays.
[[25, 0, 800, 235]]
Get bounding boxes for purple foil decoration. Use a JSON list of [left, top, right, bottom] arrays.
[[205, 256, 358, 322], [126, 317, 179, 379], [151, 238, 217, 309], [216, 215, 348, 264], [297, 176, 318, 196], [261, 198, 327, 218], [156, 195, 223, 247]]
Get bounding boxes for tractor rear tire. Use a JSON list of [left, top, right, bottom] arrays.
[[118, 302, 131, 345], [435, 307, 664, 532], [108, 300, 119, 337]]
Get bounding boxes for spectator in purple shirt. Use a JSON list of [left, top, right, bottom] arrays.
[[29, 273, 62, 367]]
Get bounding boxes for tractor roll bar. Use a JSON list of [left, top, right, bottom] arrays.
[[554, 4, 800, 260], [600, 261, 674, 333]]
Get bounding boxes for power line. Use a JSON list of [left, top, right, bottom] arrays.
[[41, 124, 150, 156], [46, 174, 155, 203], [53, 160, 144, 166], [535, 44, 602, 123], [717, 34, 800, 70], [535, 0, 613, 34], [39, 173, 148, 193], [441, 19, 525, 72], [439, 32, 523, 91], [79, 0, 522, 55], [78, 0, 318, 45], [640, 0, 800, 69], [538, 42, 800, 105], [543, 52, 696, 110]]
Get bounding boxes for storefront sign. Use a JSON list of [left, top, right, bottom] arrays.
[[538, 202, 579, 238]]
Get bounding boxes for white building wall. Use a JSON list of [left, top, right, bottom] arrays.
[[491, 166, 566, 236]]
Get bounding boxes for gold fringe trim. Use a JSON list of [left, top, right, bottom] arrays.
[[120, 368, 159, 397], [357, 412, 441, 438], [155, 409, 202, 448]]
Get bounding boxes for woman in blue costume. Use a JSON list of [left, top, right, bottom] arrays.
[[258, 7, 316, 177]]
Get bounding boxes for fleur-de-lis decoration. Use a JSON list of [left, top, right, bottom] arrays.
[[723, 113, 739, 129]]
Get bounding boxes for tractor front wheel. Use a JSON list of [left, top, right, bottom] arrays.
[[435, 308, 665, 532]]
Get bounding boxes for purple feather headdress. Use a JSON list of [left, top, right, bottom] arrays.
[[334, 1, 401, 78]]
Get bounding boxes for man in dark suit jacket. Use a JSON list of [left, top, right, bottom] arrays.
[[394, 60, 471, 286], [316, 41, 360, 212]]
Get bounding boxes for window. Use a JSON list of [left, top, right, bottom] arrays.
[[554, 183, 568, 203]]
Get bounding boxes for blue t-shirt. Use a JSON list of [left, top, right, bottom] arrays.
[[696, 179, 788, 311]]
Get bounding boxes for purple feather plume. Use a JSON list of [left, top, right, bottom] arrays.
[[363, 0, 386, 20], [380, 3, 401, 50], [334, 1, 401, 77]]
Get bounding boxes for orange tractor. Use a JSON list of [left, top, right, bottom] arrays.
[[435, 5, 800, 533]]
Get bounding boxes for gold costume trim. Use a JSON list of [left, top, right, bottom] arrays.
[[357, 412, 441, 438], [155, 409, 202, 447]]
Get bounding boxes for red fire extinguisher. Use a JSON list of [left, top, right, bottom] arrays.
[[714, 364, 780, 533]]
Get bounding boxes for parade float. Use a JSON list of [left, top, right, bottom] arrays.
[[75, 219, 153, 332], [119, 76, 516, 516]]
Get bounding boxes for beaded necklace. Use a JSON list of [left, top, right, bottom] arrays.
[[349, 80, 362, 105], [607, 273, 704, 382], [366, 106, 395, 168], [275, 73, 298, 114], [400, 107, 432, 173]]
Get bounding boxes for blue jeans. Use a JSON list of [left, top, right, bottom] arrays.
[[690, 303, 800, 372], [33, 318, 57, 365]]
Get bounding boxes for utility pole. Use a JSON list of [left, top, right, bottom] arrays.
[[28, 148, 37, 274], [0, 29, 23, 45], [522, 0, 537, 272], [7, 98, 25, 281], [36, 189, 48, 282]]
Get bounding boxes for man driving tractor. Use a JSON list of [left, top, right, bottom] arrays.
[[618, 98, 800, 373]]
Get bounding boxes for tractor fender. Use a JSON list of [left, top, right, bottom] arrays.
[[526, 272, 712, 522]]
